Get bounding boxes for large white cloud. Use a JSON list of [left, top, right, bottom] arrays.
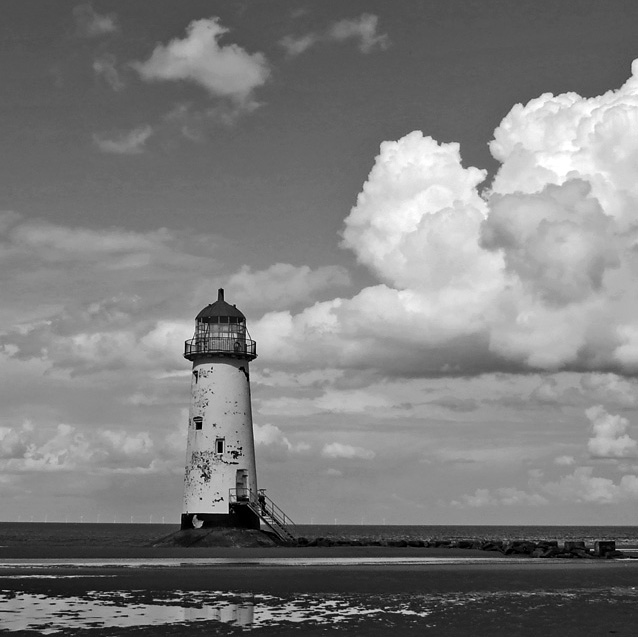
[[253, 60, 638, 377], [490, 61, 638, 224]]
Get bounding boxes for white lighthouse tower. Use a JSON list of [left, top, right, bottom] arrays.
[[181, 289, 260, 530]]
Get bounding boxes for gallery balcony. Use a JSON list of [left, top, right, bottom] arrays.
[[184, 336, 257, 362]]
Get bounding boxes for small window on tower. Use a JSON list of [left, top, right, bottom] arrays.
[[193, 416, 203, 430], [215, 438, 225, 454], [192, 370, 198, 384]]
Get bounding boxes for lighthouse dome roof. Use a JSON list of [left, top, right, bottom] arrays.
[[196, 288, 245, 320]]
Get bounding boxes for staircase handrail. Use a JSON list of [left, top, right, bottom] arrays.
[[259, 490, 296, 530], [229, 488, 297, 540]]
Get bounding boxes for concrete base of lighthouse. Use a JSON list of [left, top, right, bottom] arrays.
[[152, 527, 280, 548], [180, 507, 260, 531]]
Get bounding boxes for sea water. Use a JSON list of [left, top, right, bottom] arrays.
[[1, 522, 637, 547]]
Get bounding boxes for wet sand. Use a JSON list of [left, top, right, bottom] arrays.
[[1, 547, 637, 636]]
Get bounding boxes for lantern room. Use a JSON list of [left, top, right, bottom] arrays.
[[184, 288, 257, 362]]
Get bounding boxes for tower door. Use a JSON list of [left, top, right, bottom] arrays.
[[236, 469, 249, 501]]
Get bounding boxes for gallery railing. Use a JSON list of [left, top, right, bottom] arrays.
[[184, 336, 257, 360]]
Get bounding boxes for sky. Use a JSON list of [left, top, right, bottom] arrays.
[[3, 0, 638, 525]]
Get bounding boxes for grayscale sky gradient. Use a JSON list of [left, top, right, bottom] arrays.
[[3, 0, 638, 524]]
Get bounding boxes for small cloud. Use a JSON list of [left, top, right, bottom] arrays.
[[73, 3, 118, 38], [93, 53, 124, 91], [93, 125, 153, 155], [325, 467, 343, 477], [328, 14, 390, 54], [281, 13, 389, 57], [254, 423, 309, 454], [554, 455, 575, 466], [586, 405, 638, 459], [132, 17, 269, 113], [322, 442, 375, 460], [314, 389, 392, 414], [163, 103, 248, 140], [429, 396, 478, 412], [451, 487, 548, 508], [280, 33, 320, 57], [437, 447, 531, 466]]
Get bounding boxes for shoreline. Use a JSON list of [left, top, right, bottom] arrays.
[[3, 548, 638, 635]]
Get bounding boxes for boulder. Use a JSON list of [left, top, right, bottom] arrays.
[[594, 541, 616, 557], [315, 537, 334, 547], [502, 540, 537, 555], [564, 541, 587, 552], [531, 546, 561, 558], [388, 539, 408, 547]]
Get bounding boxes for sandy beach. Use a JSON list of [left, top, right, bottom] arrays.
[[1, 545, 637, 636]]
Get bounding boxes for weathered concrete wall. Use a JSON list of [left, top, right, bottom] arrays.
[[182, 356, 257, 515]]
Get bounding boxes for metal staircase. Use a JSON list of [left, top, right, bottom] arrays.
[[229, 489, 297, 544]]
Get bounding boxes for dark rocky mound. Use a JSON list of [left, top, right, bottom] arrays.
[[150, 527, 278, 548]]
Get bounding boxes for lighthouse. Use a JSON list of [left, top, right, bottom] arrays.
[[181, 289, 260, 530]]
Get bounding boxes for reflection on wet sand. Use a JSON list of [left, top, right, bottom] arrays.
[[2, 585, 638, 634], [0, 591, 257, 634]]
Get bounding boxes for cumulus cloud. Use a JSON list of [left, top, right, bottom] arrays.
[[451, 487, 548, 507], [227, 263, 350, 311], [73, 3, 118, 38], [0, 420, 180, 475], [251, 61, 638, 378], [280, 34, 319, 57], [133, 17, 269, 112], [542, 466, 638, 504], [580, 374, 638, 408], [254, 423, 309, 454], [93, 53, 124, 91], [586, 405, 638, 459], [281, 13, 389, 57], [0, 214, 222, 374], [322, 442, 375, 460], [93, 125, 153, 154]]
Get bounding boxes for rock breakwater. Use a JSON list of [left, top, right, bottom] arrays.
[[294, 536, 630, 558]]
